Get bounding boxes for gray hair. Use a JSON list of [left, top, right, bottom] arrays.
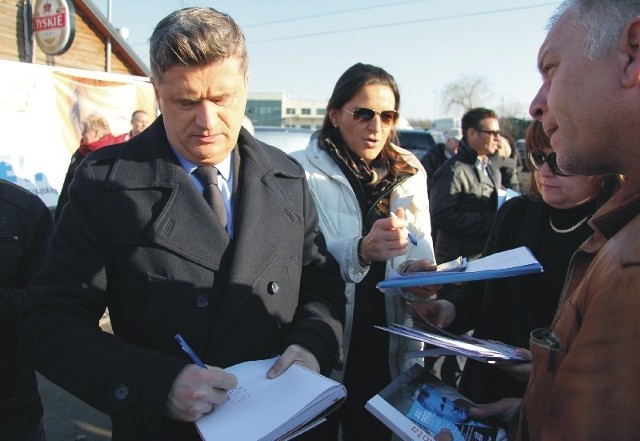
[[149, 7, 248, 80], [549, 0, 640, 59]]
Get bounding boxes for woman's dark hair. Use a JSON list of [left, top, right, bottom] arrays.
[[525, 119, 623, 204], [320, 63, 414, 176]]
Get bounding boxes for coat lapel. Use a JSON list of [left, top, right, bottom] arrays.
[[105, 117, 230, 270], [206, 131, 305, 349]]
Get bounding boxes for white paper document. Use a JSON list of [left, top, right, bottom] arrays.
[[195, 357, 346, 441], [379, 246, 543, 289], [377, 308, 528, 364]]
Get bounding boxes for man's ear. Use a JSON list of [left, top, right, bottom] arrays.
[[620, 17, 640, 87], [151, 77, 161, 103]]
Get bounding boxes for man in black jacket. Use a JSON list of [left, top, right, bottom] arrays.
[[20, 7, 345, 441], [0, 180, 53, 441], [429, 108, 502, 263]]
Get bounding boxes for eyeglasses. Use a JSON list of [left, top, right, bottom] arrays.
[[527, 149, 572, 176], [474, 128, 502, 137], [341, 107, 399, 127]]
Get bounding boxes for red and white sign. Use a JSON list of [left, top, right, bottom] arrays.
[[32, 0, 75, 55]]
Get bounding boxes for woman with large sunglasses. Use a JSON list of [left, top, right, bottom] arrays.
[[414, 119, 623, 415], [292, 63, 437, 440]]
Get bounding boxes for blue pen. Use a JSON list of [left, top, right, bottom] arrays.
[[174, 333, 207, 369], [390, 212, 418, 246]]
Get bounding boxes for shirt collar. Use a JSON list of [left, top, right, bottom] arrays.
[[591, 189, 640, 239], [171, 146, 233, 183], [475, 155, 488, 169]]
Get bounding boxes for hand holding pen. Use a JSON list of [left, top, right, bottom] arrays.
[[358, 208, 417, 263], [390, 211, 417, 246], [165, 334, 237, 422], [175, 333, 206, 368]]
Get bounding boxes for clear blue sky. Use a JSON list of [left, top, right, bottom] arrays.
[[97, 0, 562, 121]]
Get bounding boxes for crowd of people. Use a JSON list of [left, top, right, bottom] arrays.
[[3, 1, 640, 440]]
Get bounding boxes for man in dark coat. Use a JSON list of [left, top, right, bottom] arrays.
[[20, 7, 345, 441], [429, 108, 502, 263], [0, 180, 53, 440]]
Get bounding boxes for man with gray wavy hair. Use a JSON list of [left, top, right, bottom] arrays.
[[469, 1, 640, 439]]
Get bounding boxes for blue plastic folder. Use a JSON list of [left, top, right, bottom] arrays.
[[378, 246, 543, 289]]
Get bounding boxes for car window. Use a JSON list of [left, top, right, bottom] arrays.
[[254, 127, 314, 154], [396, 130, 436, 160]]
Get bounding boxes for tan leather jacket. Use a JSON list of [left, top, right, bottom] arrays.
[[519, 190, 640, 440]]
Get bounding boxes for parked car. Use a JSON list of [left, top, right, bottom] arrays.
[[253, 127, 314, 154], [395, 129, 437, 160]]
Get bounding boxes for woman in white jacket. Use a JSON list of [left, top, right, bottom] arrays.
[[292, 63, 437, 441]]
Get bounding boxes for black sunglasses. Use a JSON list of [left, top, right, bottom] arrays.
[[475, 128, 502, 137], [342, 107, 398, 127], [528, 150, 571, 176]]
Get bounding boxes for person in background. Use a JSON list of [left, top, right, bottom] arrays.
[[122, 109, 151, 140], [20, 7, 345, 441], [422, 128, 462, 193], [507, 134, 524, 172], [416, 120, 622, 411], [468, 1, 640, 438], [490, 135, 520, 192], [429, 108, 502, 264], [0, 179, 53, 441], [422, 128, 462, 245], [292, 62, 437, 441], [427, 108, 503, 388], [54, 114, 128, 221]]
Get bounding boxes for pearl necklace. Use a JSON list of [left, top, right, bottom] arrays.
[[549, 215, 590, 234]]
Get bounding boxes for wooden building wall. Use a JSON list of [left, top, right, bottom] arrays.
[[0, 0, 139, 75]]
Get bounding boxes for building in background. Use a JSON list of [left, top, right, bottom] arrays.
[[1, 0, 149, 76], [0, 0, 154, 208], [247, 92, 327, 130]]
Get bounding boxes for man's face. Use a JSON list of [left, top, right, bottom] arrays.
[[152, 57, 248, 166], [418, 387, 469, 424], [466, 117, 500, 156], [131, 112, 150, 136], [445, 138, 459, 155], [529, 13, 621, 175]]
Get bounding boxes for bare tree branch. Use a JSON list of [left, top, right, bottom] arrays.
[[441, 75, 493, 114]]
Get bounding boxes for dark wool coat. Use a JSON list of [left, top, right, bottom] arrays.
[[20, 117, 346, 440], [0, 180, 53, 438]]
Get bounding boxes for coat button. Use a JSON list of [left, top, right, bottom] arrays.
[[114, 384, 129, 400], [267, 281, 279, 295], [195, 294, 209, 308]]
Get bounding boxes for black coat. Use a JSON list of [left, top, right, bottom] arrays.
[[20, 117, 346, 440], [0, 180, 53, 437], [421, 142, 447, 191], [429, 140, 501, 262], [442, 195, 595, 403]]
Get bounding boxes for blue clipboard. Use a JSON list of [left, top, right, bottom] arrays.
[[378, 246, 543, 289]]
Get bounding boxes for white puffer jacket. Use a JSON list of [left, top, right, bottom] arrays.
[[292, 137, 436, 381]]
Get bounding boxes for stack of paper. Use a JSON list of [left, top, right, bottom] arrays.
[[376, 323, 526, 364], [378, 246, 543, 289], [195, 357, 346, 441]]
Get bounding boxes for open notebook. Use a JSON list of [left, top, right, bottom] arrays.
[[195, 357, 346, 441]]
